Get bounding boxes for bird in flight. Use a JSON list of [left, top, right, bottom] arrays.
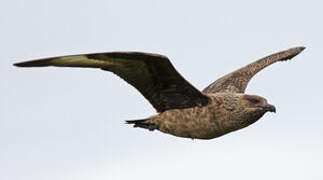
[[14, 46, 305, 139]]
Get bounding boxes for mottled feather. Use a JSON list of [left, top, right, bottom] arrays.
[[203, 47, 305, 93]]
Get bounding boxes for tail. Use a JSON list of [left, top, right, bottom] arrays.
[[126, 118, 158, 131]]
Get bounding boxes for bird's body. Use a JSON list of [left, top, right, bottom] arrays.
[[14, 47, 305, 139], [136, 93, 269, 139]]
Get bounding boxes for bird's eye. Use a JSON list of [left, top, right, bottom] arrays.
[[249, 98, 260, 104]]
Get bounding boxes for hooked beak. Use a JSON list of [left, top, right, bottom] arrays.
[[258, 104, 276, 113]]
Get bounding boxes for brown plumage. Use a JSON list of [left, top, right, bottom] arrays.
[[14, 47, 305, 139]]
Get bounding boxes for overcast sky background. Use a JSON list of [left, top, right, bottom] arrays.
[[1, 0, 322, 180]]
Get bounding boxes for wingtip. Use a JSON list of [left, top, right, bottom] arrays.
[[12, 59, 53, 67], [299, 46, 306, 50], [13, 62, 26, 67], [290, 46, 306, 54], [279, 46, 306, 61]]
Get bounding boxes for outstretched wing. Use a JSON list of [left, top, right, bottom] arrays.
[[14, 52, 210, 112], [203, 46, 305, 94]]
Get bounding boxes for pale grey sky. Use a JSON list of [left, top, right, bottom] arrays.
[[1, 0, 322, 180]]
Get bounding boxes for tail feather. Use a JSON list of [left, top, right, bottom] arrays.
[[126, 119, 158, 131]]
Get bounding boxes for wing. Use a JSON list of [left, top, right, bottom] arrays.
[[14, 52, 210, 112], [203, 46, 305, 94]]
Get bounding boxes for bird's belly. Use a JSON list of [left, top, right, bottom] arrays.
[[156, 107, 238, 139]]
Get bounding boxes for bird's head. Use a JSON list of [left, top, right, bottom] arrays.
[[240, 94, 276, 114], [227, 94, 276, 127]]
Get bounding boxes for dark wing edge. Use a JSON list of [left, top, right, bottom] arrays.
[[202, 46, 305, 94], [14, 52, 210, 112]]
